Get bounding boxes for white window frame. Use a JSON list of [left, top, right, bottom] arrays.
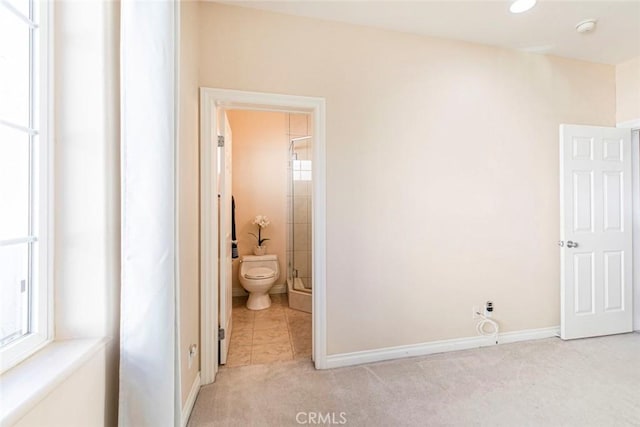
[[0, 0, 53, 373]]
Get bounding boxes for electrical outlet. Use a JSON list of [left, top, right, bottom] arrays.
[[188, 344, 197, 369], [472, 305, 480, 319]]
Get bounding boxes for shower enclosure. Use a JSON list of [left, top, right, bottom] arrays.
[[287, 122, 312, 313]]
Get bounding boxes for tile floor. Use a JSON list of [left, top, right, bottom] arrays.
[[225, 294, 311, 367]]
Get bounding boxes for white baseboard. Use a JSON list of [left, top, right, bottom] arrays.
[[270, 283, 287, 294], [232, 286, 247, 297], [181, 372, 201, 427], [232, 283, 287, 297], [324, 326, 560, 369]]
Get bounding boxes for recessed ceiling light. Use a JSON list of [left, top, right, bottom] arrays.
[[510, 0, 537, 14]]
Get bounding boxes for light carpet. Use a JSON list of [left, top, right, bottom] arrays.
[[189, 333, 640, 426]]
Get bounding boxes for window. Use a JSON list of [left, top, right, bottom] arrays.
[[0, 0, 51, 372], [293, 160, 312, 181]]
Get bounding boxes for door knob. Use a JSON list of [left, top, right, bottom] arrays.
[[557, 241, 564, 247], [566, 241, 579, 248]]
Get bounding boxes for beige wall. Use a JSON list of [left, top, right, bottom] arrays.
[[46, 1, 120, 425], [54, 0, 120, 342], [227, 110, 289, 292], [178, 0, 201, 408], [13, 348, 107, 427], [616, 56, 640, 123], [198, 3, 617, 355]]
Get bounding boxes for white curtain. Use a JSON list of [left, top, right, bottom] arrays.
[[119, 1, 179, 426]]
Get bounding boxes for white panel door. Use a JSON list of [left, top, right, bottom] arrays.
[[560, 124, 633, 339], [218, 111, 233, 363]]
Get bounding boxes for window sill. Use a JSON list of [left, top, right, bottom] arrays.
[[0, 337, 109, 426]]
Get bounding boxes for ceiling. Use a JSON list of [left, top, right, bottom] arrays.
[[218, 0, 640, 65]]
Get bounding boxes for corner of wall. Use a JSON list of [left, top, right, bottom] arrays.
[[616, 56, 640, 124], [178, 0, 203, 409]]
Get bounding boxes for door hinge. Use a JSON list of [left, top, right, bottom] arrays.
[[218, 327, 225, 341], [217, 135, 224, 147]]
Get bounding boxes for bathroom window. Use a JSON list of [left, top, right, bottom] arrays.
[[293, 159, 312, 181], [0, 0, 52, 372]]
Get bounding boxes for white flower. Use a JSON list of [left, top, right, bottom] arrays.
[[253, 215, 270, 228], [250, 215, 271, 245]]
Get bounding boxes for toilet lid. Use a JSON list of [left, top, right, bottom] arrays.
[[245, 267, 275, 279]]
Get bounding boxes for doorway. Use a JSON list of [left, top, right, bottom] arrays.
[[559, 124, 633, 339], [223, 110, 313, 367], [199, 88, 327, 385], [559, 123, 640, 339]]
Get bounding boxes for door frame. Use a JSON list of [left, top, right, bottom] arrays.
[[199, 88, 327, 384], [617, 118, 640, 331]]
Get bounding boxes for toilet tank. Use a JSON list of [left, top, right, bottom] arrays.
[[240, 255, 279, 277]]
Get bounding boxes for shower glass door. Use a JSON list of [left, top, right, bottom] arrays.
[[287, 126, 313, 293]]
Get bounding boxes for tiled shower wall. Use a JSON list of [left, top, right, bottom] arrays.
[[287, 114, 312, 289]]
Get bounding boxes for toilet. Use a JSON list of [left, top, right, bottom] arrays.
[[238, 254, 280, 310]]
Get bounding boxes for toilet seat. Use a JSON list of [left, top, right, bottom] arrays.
[[245, 267, 275, 280]]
